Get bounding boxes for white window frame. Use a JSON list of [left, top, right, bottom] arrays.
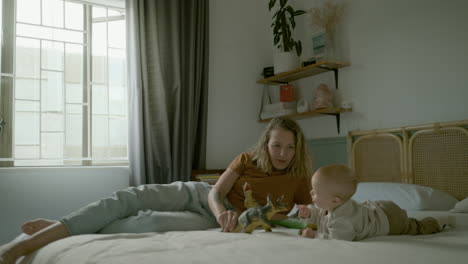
[[0, 0, 128, 167]]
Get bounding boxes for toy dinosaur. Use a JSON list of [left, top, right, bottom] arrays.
[[242, 182, 259, 209], [233, 194, 288, 233], [235, 182, 317, 233]]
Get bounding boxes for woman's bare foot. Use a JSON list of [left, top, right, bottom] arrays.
[[0, 242, 20, 264], [1, 221, 70, 264], [22, 219, 58, 235]]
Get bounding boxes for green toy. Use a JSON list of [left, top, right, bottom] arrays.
[[270, 218, 317, 236], [270, 218, 316, 230]]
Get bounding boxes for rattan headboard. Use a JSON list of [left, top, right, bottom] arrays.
[[348, 120, 468, 200]]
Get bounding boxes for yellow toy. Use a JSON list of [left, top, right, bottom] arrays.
[[242, 182, 259, 209]]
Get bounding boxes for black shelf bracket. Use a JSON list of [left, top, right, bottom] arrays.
[[333, 68, 338, 89], [322, 113, 341, 134], [271, 80, 289, 85], [318, 66, 339, 89]]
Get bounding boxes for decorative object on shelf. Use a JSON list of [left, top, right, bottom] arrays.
[[312, 83, 334, 110], [302, 59, 316, 67], [262, 66, 275, 78], [311, 29, 326, 61], [260, 101, 297, 120], [296, 97, 310, 113], [268, 0, 306, 74], [341, 100, 353, 109], [273, 52, 300, 74], [279, 84, 295, 102], [309, 1, 345, 61]]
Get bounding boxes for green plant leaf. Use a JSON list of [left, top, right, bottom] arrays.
[[272, 10, 279, 20], [294, 10, 306, 16], [268, 0, 277, 11], [286, 6, 294, 14], [295, 41, 302, 56], [289, 17, 296, 28], [274, 35, 280, 45], [273, 23, 280, 34], [280, 0, 287, 9]]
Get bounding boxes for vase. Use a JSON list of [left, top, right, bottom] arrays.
[[273, 52, 300, 74], [324, 30, 339, 61]]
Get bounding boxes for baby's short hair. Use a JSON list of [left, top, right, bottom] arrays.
[[316, 164, 357, 201]]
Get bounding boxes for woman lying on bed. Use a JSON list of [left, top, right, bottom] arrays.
[[0, 117, 312, 264]]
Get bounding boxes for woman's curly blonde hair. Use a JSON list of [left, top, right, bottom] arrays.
[[250, 117, 312, 178]]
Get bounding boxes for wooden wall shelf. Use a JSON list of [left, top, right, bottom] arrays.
[[258, 108, 352, 123], [259, 108, 351, 133], [256, 60, 351, 133], [257, 61, 350, 85]]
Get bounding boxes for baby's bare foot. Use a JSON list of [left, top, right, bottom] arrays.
[[22, 219, 58, 235]]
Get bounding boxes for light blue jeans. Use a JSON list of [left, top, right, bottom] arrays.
[[60, 181, 219, 235]]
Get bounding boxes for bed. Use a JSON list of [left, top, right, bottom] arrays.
[[16, 119, 468, 264]]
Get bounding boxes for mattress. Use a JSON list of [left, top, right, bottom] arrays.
[[17, 211, 468, 264]]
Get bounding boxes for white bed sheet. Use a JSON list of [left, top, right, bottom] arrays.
[[17, 211, 468, 264]]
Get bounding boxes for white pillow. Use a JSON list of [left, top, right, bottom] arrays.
[[450, 197, 468, 213], [352, 182, 459, 211]]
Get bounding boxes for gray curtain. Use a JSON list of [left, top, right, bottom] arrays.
[[126, 0, 209, 186]]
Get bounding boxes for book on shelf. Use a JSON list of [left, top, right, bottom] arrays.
[[195, 173, 221, 184]]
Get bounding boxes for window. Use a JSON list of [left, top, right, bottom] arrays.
[[0, 0, 128, 166]]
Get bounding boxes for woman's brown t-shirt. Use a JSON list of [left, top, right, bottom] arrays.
[[226, 152, 312, 214]]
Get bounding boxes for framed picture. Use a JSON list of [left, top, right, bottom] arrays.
[[311, 30, 326, 60]]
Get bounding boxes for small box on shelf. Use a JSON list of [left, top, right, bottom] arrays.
[[280, 84, 295, 102]]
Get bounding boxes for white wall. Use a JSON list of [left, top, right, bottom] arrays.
[[0, 167, 130, 243], [207, 0, 468, 169], [206, 0, 270, 167]]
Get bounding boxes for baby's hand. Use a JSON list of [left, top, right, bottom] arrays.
[[297, 204, 311, 219], [301, 228, 316, 238]]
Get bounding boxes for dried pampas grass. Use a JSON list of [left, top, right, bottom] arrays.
[[309, 1, 345, 32]]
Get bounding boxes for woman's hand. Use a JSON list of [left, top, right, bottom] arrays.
[[301, 228, 316, 238], [208, 168, 241, 232], [216, 210, 239, 232], [297, 204, 311, 219]]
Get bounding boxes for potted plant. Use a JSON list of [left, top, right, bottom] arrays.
[[269, 0, 306, 74]]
